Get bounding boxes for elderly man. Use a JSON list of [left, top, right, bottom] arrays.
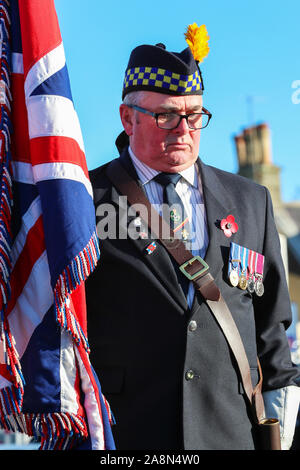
[[85, 25, 300, 450]]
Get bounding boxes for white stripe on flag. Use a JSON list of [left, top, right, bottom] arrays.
[[1, 251, 54, 361], [24, 42, 66, 98], [12, 160, 92, 198], [26, 94, 85, 153], [12, 52, 24, 74], [60, 330, 80, 415], [33, 162, 93, 198], [0, 375, 13, 389], [74, 347, 105, 450], [11, 196, 42, 268], [12, 160, 34, 185]]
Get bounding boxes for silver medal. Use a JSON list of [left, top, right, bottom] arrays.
[[255, 277, 264, 297], [247, 276, 255, 294]]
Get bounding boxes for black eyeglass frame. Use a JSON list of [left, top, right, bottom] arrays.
[[127, 104, 212, 130]]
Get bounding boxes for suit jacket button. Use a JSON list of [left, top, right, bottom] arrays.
[[185, 370, 195, 380], [188, 320, 197, 332]]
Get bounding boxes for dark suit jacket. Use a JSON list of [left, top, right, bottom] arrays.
[[85, 148, 299, 450]]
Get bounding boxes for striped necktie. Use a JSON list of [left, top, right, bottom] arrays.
[[154, 172, 191, 242], [154, 172, 191, 297]]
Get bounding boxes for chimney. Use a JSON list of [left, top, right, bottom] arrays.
[[234, 123, 282, 207], [256, 123, 272, 164], [234, 134, 247, 167]]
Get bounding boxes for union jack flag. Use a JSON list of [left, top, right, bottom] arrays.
[[0, 0, 115, 450]]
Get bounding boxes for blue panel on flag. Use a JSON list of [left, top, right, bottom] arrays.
[[21, 306, 61, 413], [30, 64, 73, 101], [10, 0, 22, 53], [37, 179, 95, 287], [11, 182, 39, 238], [12, 181, 39, 218]]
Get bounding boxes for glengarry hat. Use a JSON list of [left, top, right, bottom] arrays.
[[122, 23, 210, 100]]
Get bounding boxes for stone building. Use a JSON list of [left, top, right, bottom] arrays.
[[234, 123, 300, 362]]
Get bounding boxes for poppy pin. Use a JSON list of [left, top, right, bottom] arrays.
[[220, 215, 238, 238]]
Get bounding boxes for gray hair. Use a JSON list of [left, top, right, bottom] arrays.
[[123, 91, 147, 107]]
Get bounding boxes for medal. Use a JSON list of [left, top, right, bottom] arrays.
[[255, 276, 264, 296], [228, 242, 241, 287], [229, 269, 239, 287], [238, 246, 248, 290], [254, 253, 265, 297], [247, 249, 256, 294], [247, 276, 256, 293], [239, 273, 248, 290]]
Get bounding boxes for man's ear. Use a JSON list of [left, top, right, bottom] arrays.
[[119, 104, 134, 136]]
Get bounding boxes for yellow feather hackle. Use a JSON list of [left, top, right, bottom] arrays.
[[184, 23, 210, 63]]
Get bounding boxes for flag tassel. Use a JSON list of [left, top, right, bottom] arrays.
[[54, 231, 100, 351], [0, 406, 89, 449]]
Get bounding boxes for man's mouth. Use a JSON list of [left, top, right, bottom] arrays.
[[166, 142, 190, 148]]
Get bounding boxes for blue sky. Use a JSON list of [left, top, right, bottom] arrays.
[[54, 0, 300, 202]]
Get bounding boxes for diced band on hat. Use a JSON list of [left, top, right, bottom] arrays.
[[123, 66, 202, 97]]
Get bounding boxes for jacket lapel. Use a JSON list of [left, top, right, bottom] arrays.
[[198, 159, 237, 280], [187, 160, 237, 316]]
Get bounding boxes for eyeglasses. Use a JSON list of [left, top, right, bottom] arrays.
[[127, 104, 212, 130]]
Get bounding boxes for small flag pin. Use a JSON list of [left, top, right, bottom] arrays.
[[146, 242, 157, 255]]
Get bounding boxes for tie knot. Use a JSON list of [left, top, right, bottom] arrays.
[[154, 172, 182, 187]]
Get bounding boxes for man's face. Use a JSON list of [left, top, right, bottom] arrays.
[[120, 91, 203, 173]]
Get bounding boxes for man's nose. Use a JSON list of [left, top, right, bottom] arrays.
[[173, 116, 190, 133]]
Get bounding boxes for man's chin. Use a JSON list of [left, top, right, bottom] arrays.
[[163, 152, 196, 171]]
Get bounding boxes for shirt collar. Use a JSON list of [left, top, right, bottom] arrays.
[[128, 146, 198, 188]]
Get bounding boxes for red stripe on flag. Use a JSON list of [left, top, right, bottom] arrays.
[[11, 74, 31, 163], [74, 349, 85, 419], [0, 365, 14, 383], [70, 283, 88, 339], [18, 0, 62, 78], [30, 136, 90, 179], [7, 216, 46, 315]]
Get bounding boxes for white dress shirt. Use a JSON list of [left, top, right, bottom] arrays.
[[128, 146, 209, 308]]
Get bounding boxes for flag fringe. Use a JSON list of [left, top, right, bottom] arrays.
[[0, 393, 89, 450], [54, 231, 100, 352], [0, 0, 25, 397], [0, 380, 115, 449]]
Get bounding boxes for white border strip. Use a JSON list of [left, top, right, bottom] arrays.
[[12, 52, 24, 75], [0, 251, 53, 363], [11, 195, 42, 268], [60, 330, 79, 415], [11, 161, 34, 185], [33, 162, 93, 198], [74, 347, 105, 450], [24, 42, 66, 98], [26, 94, 85, 153], [12, 160, 93, 198]]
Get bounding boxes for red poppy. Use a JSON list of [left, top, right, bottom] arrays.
[[220, 215, 238, 238]]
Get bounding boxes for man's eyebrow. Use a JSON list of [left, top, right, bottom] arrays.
[[157, 104, 203, 113]]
